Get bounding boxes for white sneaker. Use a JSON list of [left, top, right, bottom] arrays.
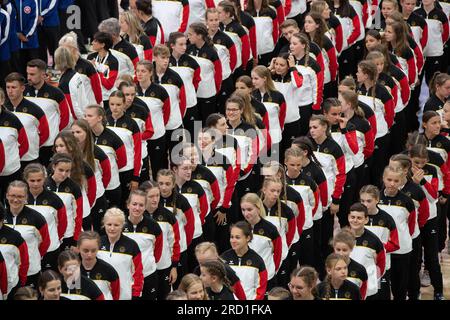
[[420, 270, 431, 287]]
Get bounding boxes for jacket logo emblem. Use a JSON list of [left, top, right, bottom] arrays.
[[167, 79, 173, 84], [202, 53, 207, 58], [196, 174, 202, 179], [300, 180, 305, 184], [229, 27, 234, 32], [3, 121, 9, 126], [157, 215, 164, 221], [258, 228, 265, 235], [0, 238, 6, 244], [122, 123, 127, 128], [22, 107, 28, 113], [78, 69, 83, 73], [306, 172, 311, 177], [150, 92, 156, 97], [95, 273, 103, 280], [379, 220, 384, 227], [142, 227, 148, 233], [102, 139, 108, 145], [187, 188, 192, 193], [24, 6, 31, 14], [362, 240, 368, 247], [42, 200, 48, 205], [436, 142, 442, 148], [65, 187, 71, 193], [344, 292, 351, 299], [217, 39, 222, 44], [44, 92, 49, 98], [21, 218, 28, 224], [246, 259, 252, 266], [396, 200, 402, 206], [323, 148, 329, 153], [183, 61, 188, 66], [119, 246, 126, 253], [350, 271, 356, 277], [131, 113, 136, 118]]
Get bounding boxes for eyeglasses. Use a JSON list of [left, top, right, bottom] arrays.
[[7, 194, 26, 199]]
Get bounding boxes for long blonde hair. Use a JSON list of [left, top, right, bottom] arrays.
[[178, 273, 209, 300], [252, 66, 277, 93], [241, 193, 266, 218], [120, 11, 146, 44]]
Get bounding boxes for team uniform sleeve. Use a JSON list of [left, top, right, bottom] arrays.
[[286, 210, 296, 248], [89, 71, 103, 104], [221, 163, 237, 210], [85, 167, 97, 207], [73, 192, 83, 241], [38, 221, 51, 257], [131, 249, 144, 298], [18, 240, 29, 286], [363, 124, 375, 159], [232, 280, 247, 300], [0, 256, 7, 298], [375, 243, 386, 278], [142, 112, 155, 140], [255, 268, 268, 300], [408, 207, 416, 236], [198, 191, 208, 225], [385, 224, 400, 253], [327, 45, 338, 81], [58, 96, 71, 130], [183, 206, 195, 247], [272, 233, 282, 272], [17, 126, 29, 158], [56, 202, 68, 240], [99, 154, 112, 188], [421, 21, 428, 50], [131, 127, 142, 181], [110, 276, 121, 300], [332, 153, 347, 204], [241, 33, 251, 70], [193, 64, 201, 91], [210, 178, 221, 211], [153, 228, 163, 264], [290, 67, 303, 87], [360, 279, 368, 300], [418, 194, 430, 228], [229, 43, 237, 72], [178, 0, 189, 33], [343, 127, 359, 155], [383, 94, 395, 129], [170, 220, 181, 266], [296, 198, 306, 237], [347, 10, 361, 46], [398, 72, 411, 105], [37, 113, 50, 146], [213, 56, 222, 93], [334, 22, 344, 54], [162, 95, 171, 126]]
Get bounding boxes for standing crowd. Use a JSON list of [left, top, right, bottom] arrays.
[[0, 0, 449, 301]]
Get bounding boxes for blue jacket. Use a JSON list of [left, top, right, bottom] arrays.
[[39, 0, 59, 27], [6, 1, 21, 52], [0, 7, 11, 61], [15, 0, 39, 49], [58, 0, 73, 10]]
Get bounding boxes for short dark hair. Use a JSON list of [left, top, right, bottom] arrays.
[[93, 32, 113, 50], [27, 59, 47, 71], [349, 202, 368, 217], [5, 72, 26, 85]]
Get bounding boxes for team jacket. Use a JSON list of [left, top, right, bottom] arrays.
[[348, 113, 374, 165], [4, 206, 50, 276], [332, 5, 361, 51], [202, 149, 237, 211], [187, 0, 214, 25], [45, 177, 83, 241], [252, 97, 272, 153], [123, 215, 163, 277], [273, 67, 304, 124], [112, 37, 139, 70], [160, 192, 195, 252], [214, 134, 241, 182], [283, 185, 306, 240], [0, 224, 29, 294], [17, 0, 39, 49], [81, 160, 97, 212], [170, 53, 201, 109], [207, 285, 235, 300], [192, 164, 221, 214], [106, 113, 142, 181], [93, 144, 112, 199], [86, 51, 119, 101], [227, 120, 259, 179], [81, 258, 121, 300], [312, 136, 347, 205], [221, 20, 251, 70], [39, 0, 59, 27], [0, 139, 5, 174], [285, 0, 305, 18], [330, 123, 358, 173], [424, 94, 446, 113], [425, 133, 450, 196], [390, 45, 417, 88], [177, 180, 208, 240], [407, 11, 429, 50], [357, 83, 395, 139], [401, 180, 430, 240], [347, 258, 368, 300], [6, 1, 20, 54], [93, 127, 127, 190], [74, 57, 103, 105], [378, 190, 416, 255], [239, 11, 257, 63], [211, 29, 237, 80], [415, 5, 449, 57], [187, 42, 222, 98], [421, 147, 450, 196], [123, 33, 153, 62], [270, 0, 285, 27], [148, 206, 181, 270], [27, 190, 67, 252], [287, 171, 320, 228], [142, 16, 164, 47], [0, 251, 7, 299], [302, 160, 329, 217], [327, 13, 344, 54], [293, 55, 321, 108], [153, 66, 186, 130], [252, 89, 286, 144], [419, 163, 439, 221], [350, 228, 386, 297], [221, 248, 268, 300], [60, 274, 105, 300], [125, 98, 154, 160], [248, 7, 278, 56], [316, 279, 361, 300], [409, 35, 424, 77], [321, 36, 338, 83], [58, 68, 96, 120], [0, 108, 29, 176], [358, 100, 377, 141], [4, 98, 49, 161], [136, 82, 171, 140], [349, 0, 368, 40], [263, 202, 296, 262], [24, 82, 71, 139], [378, 72, 398, 111], [388, 64, 411, 112], [365, 208, 400, 271], [249, 218, 282, 281], [0, 7, 11, 62], [152, 0, 189, 42], [98, 234, 144, 300]]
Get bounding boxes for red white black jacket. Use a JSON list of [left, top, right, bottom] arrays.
[[327, 13, 344, 54], [27, 190, 67, 253], [283, 185, 306, 239], [45, 176, 83, 242], [106, 113, 142, 181], [347, 258, 368, 300], [350, 228, 386, 297], [170, 53, 201, 109], [24, 82, 71, 141], [330, 123, 358, 173], [0, 224, 29, 294], [187, 42, 222, 98], [152, 0, 189, 42], [239, 11, 257, 64], [75, 57, 103, 104], [187, 0, 214, 25], [311, 136, 347, 206], [415, 5, 449, 57], [154, 65, 186, 130], [302, 161, 328, 218], [93, 127, 127, 190], [332, 4, 361, 51], [211, 29, 237, 80], [123, 34, 153, 62], [221, 20, 251, 70], [125, 98, 154, 160], [60, 274, 105, 300], [112, 37, 139, 71], [358, 100, 377, 141], [401, 180, 430, 240], [0, 108, 29, 176], [160, 192, 195, 252], [87, 51, 119, 101], [0, 251, 7, 299], [273, 68, 305, 124], [4, 98, 49, 162], [149, 206, 181, 270], [81, 258, 121, 300], [293, 55, 321, 109], [247, 7, 278, 56], [142, 17, 164, 47], [98, 234, 144, 300], [316, 278, 361, 300], [93, 145, 112, 199], [249, 218, 282, 281], [378, 190, 416, 255], [348, 113, 374, 165], [123, 215, 163, 277], [192, 164, 221, 214], [406, 11, 429, 50], [425, 133, 450, 196], [4, 206, 50, 276], [418, 163, 439, 221], [136, 82, 171, 140], [221, 248, 267, 300]]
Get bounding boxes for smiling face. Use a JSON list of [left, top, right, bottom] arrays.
[[289, 276, 313, 300], [199, 266, 215, 288], [186, 281, 205, 300], [230, 226, 250, 253], [198, 131, 214, 150], [348, 210, 368, 233], [206, 12, 220, 33], [6, 186, 27, 213], [127, 194, 146, 220], [225, 101, 243, 123]]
